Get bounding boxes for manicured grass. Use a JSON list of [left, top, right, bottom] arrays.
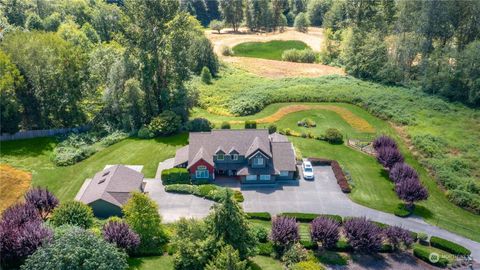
[[232, 40, 310, 61], [0, 135, 187, 202], [128, 255, 174, 270], [250, 219, 311, 241], [249, 256, 283, 270]]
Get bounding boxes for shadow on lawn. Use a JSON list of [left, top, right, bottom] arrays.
[[0, 137, 56, 158]]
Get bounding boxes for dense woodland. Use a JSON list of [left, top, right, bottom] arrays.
[[1, 0, 479, 134]]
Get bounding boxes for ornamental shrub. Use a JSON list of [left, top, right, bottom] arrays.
[[186, 117, 214, 132], [389, 162, 418, 183], [24, 187, 59, 220], [205, 245, 248, 270], [21, 226, 128, 270], [251, 225, 269, 243], [373, 135, 397, 150], [324, 128, 343, 144], [221, 121, 231, 129], [376, 146, 404, 169], [148, 111, 182, 136], [246, 212, 272, 221], [201, 66, 213, 84], [384, 226, 413, 250], [50, 201, 94, 229], [395, 177, 429, 209], [310, 216, 340, 249], [161, 168, 191, 185], [343, 217, 383, 253], [257, 242, 275, 256], [292, 260, 325, 270], [281, 243, 308, 268], [282, 49, 317, 63], [430, 236, 471, 256], [413, 246, 449, 267], [103, 220, 140, 254], [245, 120, 257, 129], [268, 124, 277, 134], [270, 216, 300, 251], [137, 125, 154, 138]]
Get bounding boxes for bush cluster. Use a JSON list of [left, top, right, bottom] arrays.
[[246, 212, 272, 221], [282, 49, 317, 63], [165, 184, 244, 203], [185, 118, 214, 132], [244, 120, 257, 129], [413, 247, 449, 267], [331, 161, 351, 193], [161, 168, 191, 185], [429, 236, 471, 256], [148, 111, 181, 136], [324, 128, 343, 144], [280, 213, 342, 224]]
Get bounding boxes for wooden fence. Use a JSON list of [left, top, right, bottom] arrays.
[[0, 126, 89, 141]]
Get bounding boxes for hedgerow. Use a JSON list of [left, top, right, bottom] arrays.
[[413, 247, 449, 267], [164, 184, 244, 203], [429, 236, 471, 256], [161, 168, 191, 185]]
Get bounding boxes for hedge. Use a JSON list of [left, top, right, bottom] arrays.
[[300, 240, 316, 250], [307, 158, 351, 193], [394, 203, 411, 217], [430, 236, 471, 256], [164, 184, 244, 203], [413, 247, 449, 268], [246, 212, 272, 221], [280, 213, 343, 224], [161, 168, 190, 185]]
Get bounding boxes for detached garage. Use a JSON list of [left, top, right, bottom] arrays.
[[75, 165, 145, 218]]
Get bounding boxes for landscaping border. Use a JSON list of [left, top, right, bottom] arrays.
[[308, 157, 351, 193]]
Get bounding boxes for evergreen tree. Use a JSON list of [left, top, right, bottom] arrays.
[[205, 245, 248, 270], [206, 0, 221, 21]]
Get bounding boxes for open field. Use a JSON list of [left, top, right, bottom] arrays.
[[0, 135, 187, 202], [232, 40, 309, 60], [0, 164, 31, 212], [207, 27, 344, 78]]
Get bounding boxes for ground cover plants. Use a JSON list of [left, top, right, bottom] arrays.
[[232, 40, 310, 61]]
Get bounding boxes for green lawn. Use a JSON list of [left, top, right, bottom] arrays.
[[249, 256, 283, 270], [0, 134, 187, 202], [128, 255, 174, 270], [232, 40, 310, 61]]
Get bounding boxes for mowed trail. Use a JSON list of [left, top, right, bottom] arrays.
[[207, 27, 344, 78], [227, 104, 375, 133]]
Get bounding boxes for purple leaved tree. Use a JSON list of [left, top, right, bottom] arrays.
[[395, 177, 429, 210], [0, 203, 52, 268], [270, 216, 299, 250], [103, 220, 140, 254], [25, 187, 59, 220], [376, 146, 404, 169], [310, 216, 340, 249], [373, 135, 397, 150], [389, 163, 418, 183], [343, 217, 383, 253], [384, 226, 413, 250]]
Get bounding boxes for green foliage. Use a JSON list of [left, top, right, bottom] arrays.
[[51, 201, 94, 229], [245, 120, 257, 129], [0, 50, 24, 134], [201, 66, 213, 84], [294, 12, 310, 32], [233, 40, 310, 61], [307, 0, 332, 26], [429, 236, 471, 256], [221, 121, 231, 129], [268, 124, 277, 134], [209, 20, 224, 33], [281, 243, 308, 268], [137, 126, 154, 139], [161, 168, 191, 185], [165, 184, 244, 203], [446, 189, 480, 214], [52, 144, 96, 166], [206, 189, 257, 259], [123, 192, 166, 255], [324, 128, 343, 144], [413, 246, 449, 268], [393, 203, 411, 217], [282, 49, 317, 63], [21, 226, 128, 270], [219, 0, 244, 32], [280, 213, 343, 224], [186, 117, 214, 132], [251, 225, 269, 243], [205, 245, 248, 270], [333, 240, 353, 252], [165, 184, 199, 194], [246, 212, 272, 221], [221, 46, 234, 56], [190, 37, 218, 76], [148, 111, 182, 136], [256, 242, 274, 256], [25, 13, 43, 30], [292, 260, 325, 270]]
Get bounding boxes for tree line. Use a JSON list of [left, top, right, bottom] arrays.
[[0, 0, 218, 134]]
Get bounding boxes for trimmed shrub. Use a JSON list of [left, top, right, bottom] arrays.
[[395, 177, 429, 208], [393, 203, 411, 217], [148, 111, 182, 136], [245, 120, 257, 129], [246, 212, 272, 221], [50, 201, 94, 229], [186, 117, 214, 132], [161, 168, 191, 185], [430, 236, 471, 256], [201, 66, 212, 84], [413, 247, 449, 267], [373, 135, 397, 150], [331, 161, 351, 193], [220, 121, 231, 129], [324, 128, 343, 144], [137, 126, 154, 138], [343, 217, 383, 253], [164, 184, 243, 203], [268, 124, 277, 134], [257, 242, 274, 256], [310, 216, 340, 249], [389, 162, 419, 183], [280, 213, 342, 224]]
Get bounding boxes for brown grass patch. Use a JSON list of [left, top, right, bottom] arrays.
[[230, 105, 375, 133], [0, 164, 31, 213]]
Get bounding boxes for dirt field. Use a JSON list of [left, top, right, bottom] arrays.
[[207, 27, 344, 78], [0, 164, 31, 212]]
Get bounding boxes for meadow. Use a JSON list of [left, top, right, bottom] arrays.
[[232, 40, 310, 60]]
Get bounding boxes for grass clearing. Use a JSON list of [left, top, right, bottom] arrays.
[[249, 256, 283, 270], [0, 135, 187, 202], [232, 40, 310, 61], [128, 255, 174, 270], [0, 164, 31, 212]]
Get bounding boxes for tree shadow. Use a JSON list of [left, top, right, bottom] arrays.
[[350, 253, 391, 269], [0, 137, 56, 158], [413, 204, 434, 219], [127, 257, 144, 269]]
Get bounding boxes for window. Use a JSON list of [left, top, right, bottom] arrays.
[[232, 154, 238, 161], [246, 175, 257, 181], [217, 154, 224, 160], [197, 165, 206, 170], [196, 167, 209, 179], [260, 175, 271, 181], [280, 171, 289, 177], [254, 157, 264, 166]]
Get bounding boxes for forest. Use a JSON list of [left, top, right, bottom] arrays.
[[1, 0, 479, 135]]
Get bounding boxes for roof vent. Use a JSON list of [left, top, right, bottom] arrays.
[[98, 178, 106, 184]]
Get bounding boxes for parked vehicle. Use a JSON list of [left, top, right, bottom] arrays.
[[302, 160, 314, 180]]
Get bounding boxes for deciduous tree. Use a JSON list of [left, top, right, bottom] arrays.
[[343, 217, 383, 253], [103, 220, 140, 254], [310, 216, 340, 249], [24, 187, 59, 220], [395, 177, 429, 209]]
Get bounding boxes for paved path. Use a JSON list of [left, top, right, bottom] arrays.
[[148, 160, 480, 259]]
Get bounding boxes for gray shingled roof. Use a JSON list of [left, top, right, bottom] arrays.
[[77, 165, 144, 207], [182, 130, 296, 173]]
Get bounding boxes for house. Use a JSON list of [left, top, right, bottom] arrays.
[[173, 129, 297, 183], [75, 165, 145, 218]]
